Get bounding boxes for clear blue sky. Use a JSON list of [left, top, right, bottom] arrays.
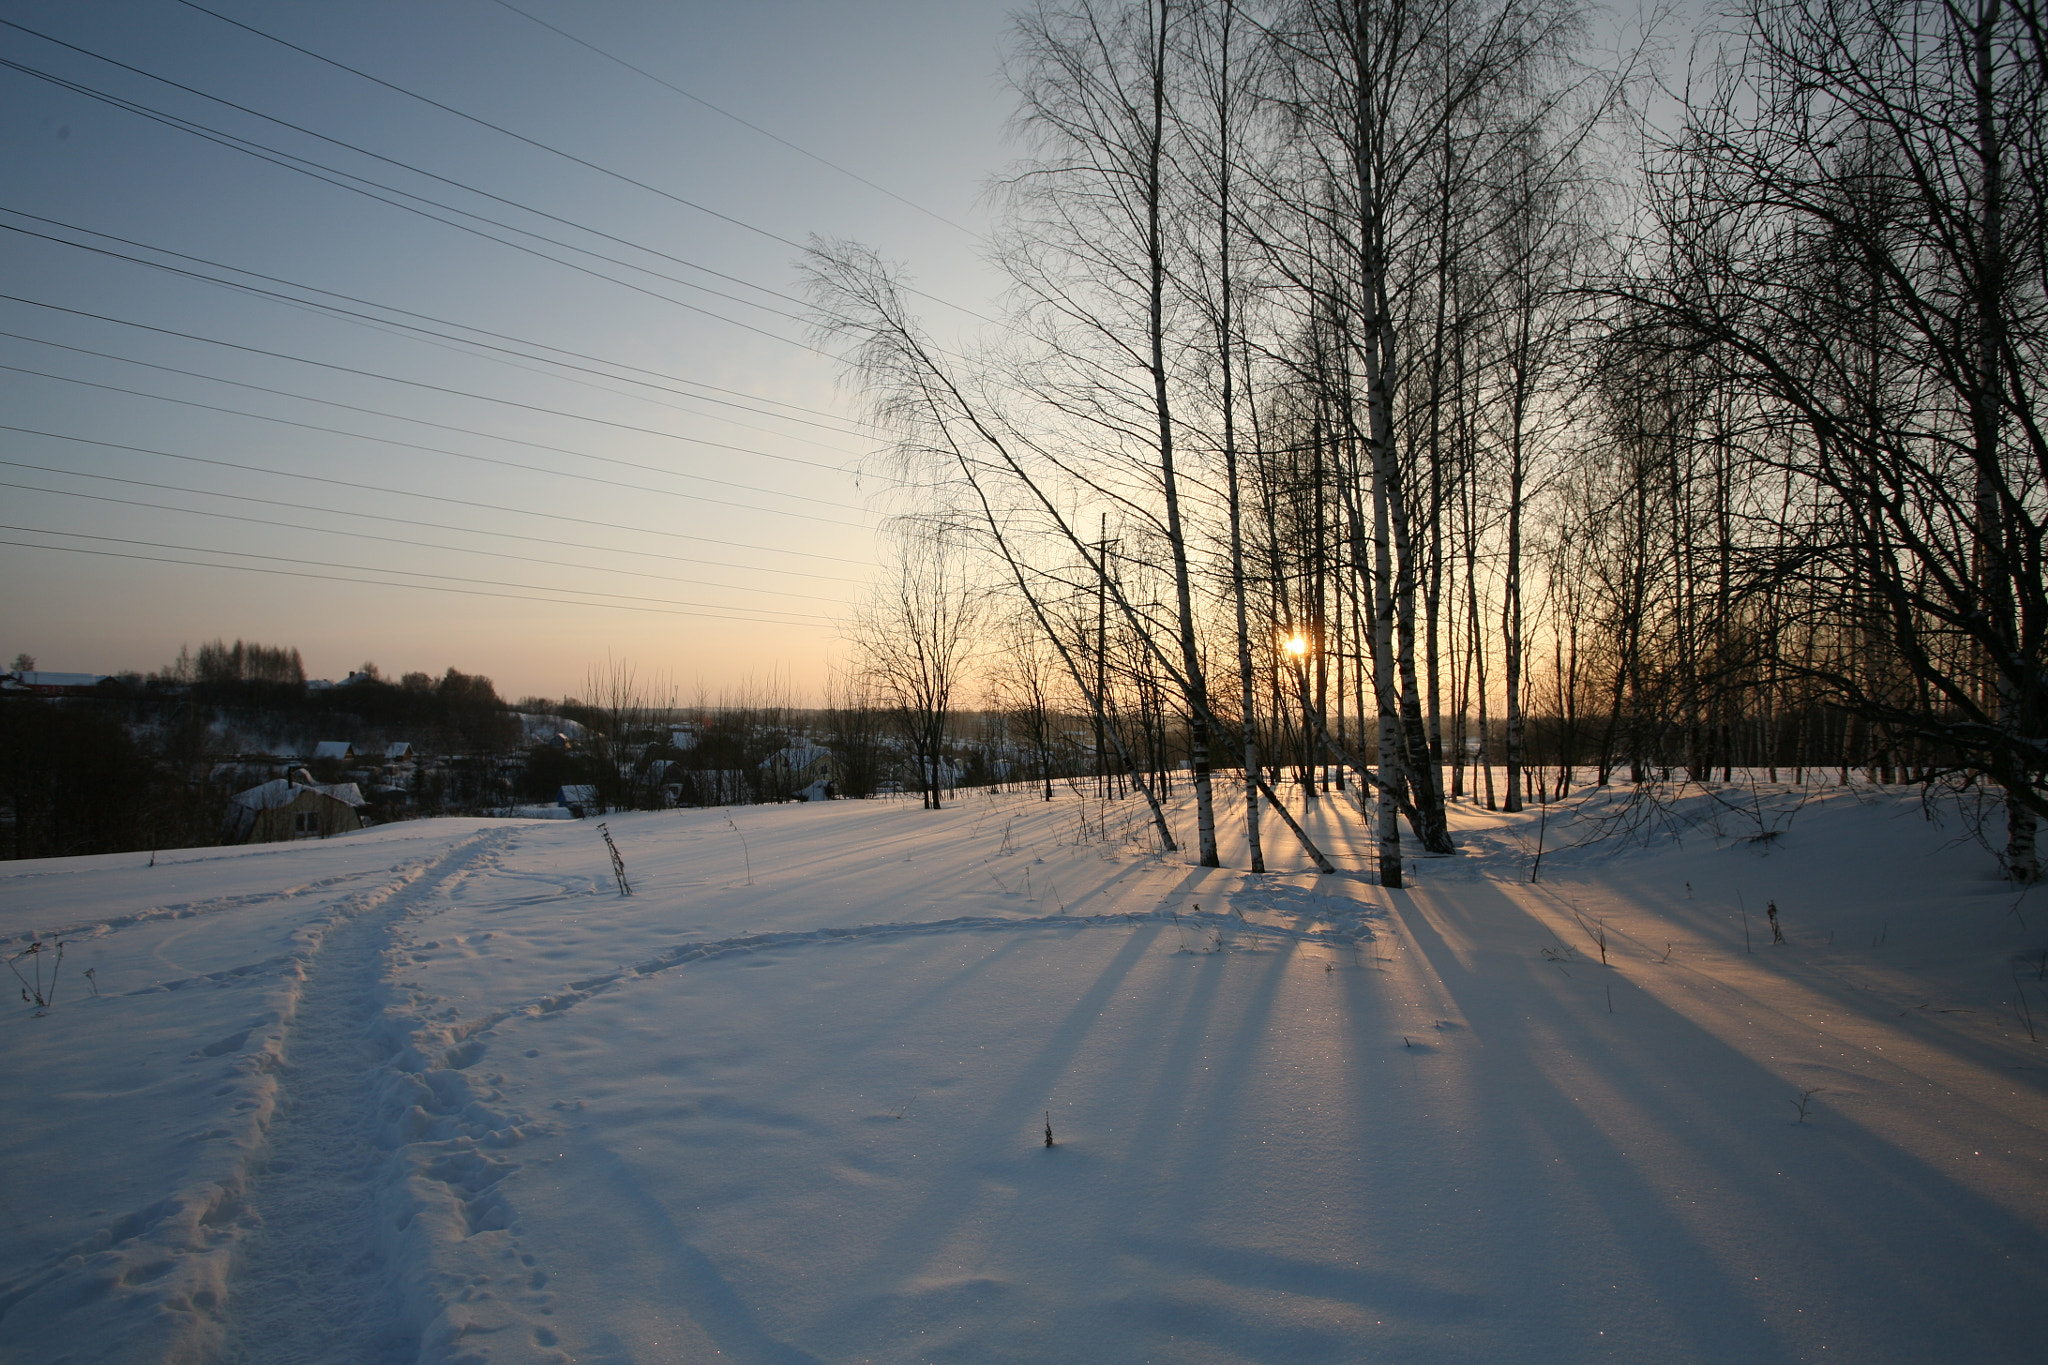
[[1, 0, 1017, 702]]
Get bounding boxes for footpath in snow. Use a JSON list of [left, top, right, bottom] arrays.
[[2, 784, 2044, 1363]]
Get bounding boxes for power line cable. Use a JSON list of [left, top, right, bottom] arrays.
[[171, 0, 997, 323], [0, 457, 853, 580], [0, 537, 841, 627], [0, 478, 855, 604], [0, 43, 819, 341], [144, 4, 802, 251], [0, 351, 874, 528], [0, 42, 985, 374], [0, 292, 859, 475], [4, 523, 842, 621], [0, 208, 876, 440], [0, 309, 877, 503], [0, 38, 807, 312], [483, 0, 984, 240], [0, 425, 877, 566]]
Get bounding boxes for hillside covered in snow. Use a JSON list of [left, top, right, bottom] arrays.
[[2, 783, 2044, 1363]]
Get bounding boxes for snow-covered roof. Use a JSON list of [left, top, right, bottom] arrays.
[[518, 713, 589, 745], [221, 778, 365, 840], [312, 741, 355, 760], [2, 671, 105, 693], [385, 741, 414, 760], [229, 778, 368, 812], [228, 778, 297, 813]]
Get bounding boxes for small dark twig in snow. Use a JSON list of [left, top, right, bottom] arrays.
[[1044, 1112, 1055, 1147], [1572, 909, 1608, 966], [1790, 1088, 1823, 1123], [724, 817, 752, 886], [9, 940, 64, 1010], [599, 823, 632, 897]]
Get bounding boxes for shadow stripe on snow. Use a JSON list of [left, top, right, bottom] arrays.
[[447, 906, 1380, 1040]]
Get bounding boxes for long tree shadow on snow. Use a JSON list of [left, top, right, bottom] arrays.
[[1359, 876, 2048, 1364]]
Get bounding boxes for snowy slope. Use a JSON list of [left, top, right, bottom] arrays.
[[2, 786, 2044, 1363]]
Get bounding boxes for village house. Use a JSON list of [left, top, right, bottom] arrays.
[[0, 670, 108, 697], [221, 775, 369, 843], [760, 742, 842, 800]]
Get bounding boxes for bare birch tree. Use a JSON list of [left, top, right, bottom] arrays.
[[853, 529, 982, 811]]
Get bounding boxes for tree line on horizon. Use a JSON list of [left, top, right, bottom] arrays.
[[0, 638, 1111, 858], [0, 641, 527, 859]]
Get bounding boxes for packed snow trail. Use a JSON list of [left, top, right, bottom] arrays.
[[217, 830, 511, 1364], [0, 820, 523, 1365], [215, 890, 417, 1365]]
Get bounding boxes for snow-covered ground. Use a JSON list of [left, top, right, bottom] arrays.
[[3, 783, 2045, 1363]]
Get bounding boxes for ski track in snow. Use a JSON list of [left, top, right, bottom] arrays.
[[0, 829, 524, 1364], [0, 866, 400, 950], [217, 828, 524, 1364], [216, 894, 421, 1365]]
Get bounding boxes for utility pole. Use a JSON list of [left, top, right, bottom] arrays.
[[1094, 514, 1115, 799]]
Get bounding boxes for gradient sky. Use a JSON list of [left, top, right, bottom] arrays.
[[1, 0, 1018, 703]]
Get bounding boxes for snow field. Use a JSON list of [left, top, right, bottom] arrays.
[[2, 785, 2045, 1363]]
